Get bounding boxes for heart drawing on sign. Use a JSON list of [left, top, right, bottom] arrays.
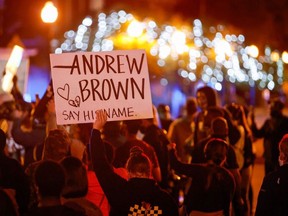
[[57, 84, 70, 101], [68, 96, 81, 108]]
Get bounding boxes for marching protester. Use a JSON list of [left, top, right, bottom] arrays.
[[168, 138, 235, 216], [255, 133, 288, 216], [90, 109, 179, 216]]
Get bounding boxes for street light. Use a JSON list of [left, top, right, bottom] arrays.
[[41, 1, 58, 52], [41, 1, 58, 23]]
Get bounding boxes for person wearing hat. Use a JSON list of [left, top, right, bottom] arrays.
[[251, 97, 288, 175]]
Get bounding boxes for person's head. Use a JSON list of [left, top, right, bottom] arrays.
[[42, 129, 71, 161], [60, 156, 88, 198], [185, 97, 197, 116], [269, 98, 285, 117], [34, 160, 65, 198], [123, 119, 142, 135], [278, 134, 288, 166], [126, 146, 151, 179], [0, 129, 6, 153], [157, 104, 171, 120], [204, 138, 228, 166], [225, 103, 250, 126], [103, 121, 123, 138], [196, 86, 217, 111], [203, 107, 225, 133], [211, 116, 228, 139]]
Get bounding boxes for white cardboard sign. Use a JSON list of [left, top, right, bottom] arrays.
[[50, 50, 153, 125]]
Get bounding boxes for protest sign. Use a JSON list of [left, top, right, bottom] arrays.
[[50, 49, 153, 125]]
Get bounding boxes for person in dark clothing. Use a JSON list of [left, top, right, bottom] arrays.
[[157, 104, 173, 133], [90, 110, 179, 216], [26, 160, 85, 216], [251, 98, 288, 175], [11, 108, 46, 168], [0, 128, 30, 216], [169, 138, 235, 216], [192, 116, 244, 216], [255, 133, 288, 216], [194, 86, 240, 148], [25, 128, 72, 209], [139, 116, 171, 189], [226, 103, 255, 216]]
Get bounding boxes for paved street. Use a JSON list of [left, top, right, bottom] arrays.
[[251, 139, 265, 215]]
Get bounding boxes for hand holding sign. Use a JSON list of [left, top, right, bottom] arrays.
[[93, 109, 107, 131]]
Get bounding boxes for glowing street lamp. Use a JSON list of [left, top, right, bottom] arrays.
[[41, 1, 58, 52], [41, 1, 58, 24]]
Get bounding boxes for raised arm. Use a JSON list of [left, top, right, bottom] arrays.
[[168, 143, 201, 176], [90, 110, 110, 173], [90, 110, 127, 203]]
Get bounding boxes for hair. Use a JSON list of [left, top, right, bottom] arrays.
[[185, 97, 197, 115], [225, 103, 252, 136], [211, 116, 228, 137], [60, 156, 88, 198], [204, 138, 228, 165], [102, 121, 123, 138], [123, 119, 142, 135], [0, 129, 6, 152], [196, 86, 217, 107], [269, 98, 285, 111], [279, 134, 288, 158], [204, 107, 225, 129], [157, 104, 170, 114], [34, 160, 65, 197], [42, 129, 71, 161], [126, 146, 151, 177]]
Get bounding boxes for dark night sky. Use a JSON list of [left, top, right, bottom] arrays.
[[1, 0, 288, 53]]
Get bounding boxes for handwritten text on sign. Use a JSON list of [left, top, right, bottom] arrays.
[[50, 50, 153, 125]]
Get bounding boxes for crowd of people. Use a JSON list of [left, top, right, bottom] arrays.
[[1, 80, 288, 216]]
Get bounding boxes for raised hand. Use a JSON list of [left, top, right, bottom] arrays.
[[93, 109, 107, 130]]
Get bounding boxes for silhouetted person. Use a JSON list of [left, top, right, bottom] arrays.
[[157, 104, 173, 133], [26, 160, 85, 216], [168, 97, 197, 163], [255, 133, 288, 216], [169, 138, 235, 216], [0, 128, 30, 215], [251, 98, 288, 175], [61, 156, 103, 216]]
